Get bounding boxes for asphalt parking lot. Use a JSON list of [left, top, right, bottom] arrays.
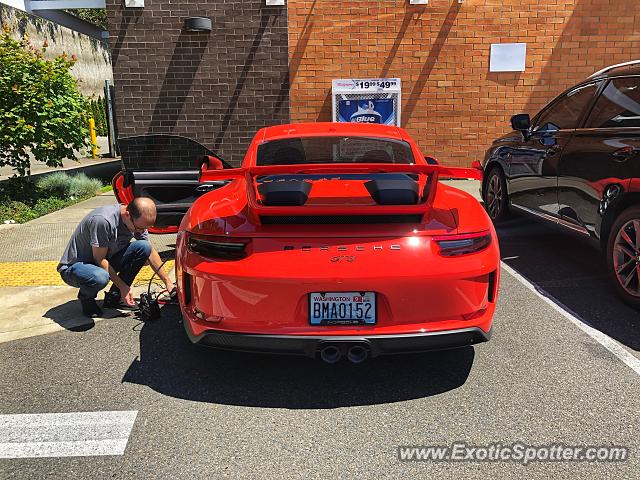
[[1, 211, 639, 479]]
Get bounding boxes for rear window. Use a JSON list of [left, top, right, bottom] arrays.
[[256, 137, 415, 166], [586, 77, 640, 128]]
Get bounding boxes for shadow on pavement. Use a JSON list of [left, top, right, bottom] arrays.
[[44, 300, 130, 332], [122, 305, 475, 409], [44, 300, 96, 332], [497, 215, 640, 351]]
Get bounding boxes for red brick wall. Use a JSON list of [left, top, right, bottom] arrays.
[[287, 0, 640, 166]]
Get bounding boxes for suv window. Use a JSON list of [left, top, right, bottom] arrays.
[[585, 77, 640, 128], [534, 83, 600, 132]]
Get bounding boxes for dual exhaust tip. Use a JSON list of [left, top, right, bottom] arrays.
[[319, 343, 370, 364]]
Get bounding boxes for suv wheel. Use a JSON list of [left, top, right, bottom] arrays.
[[483, 167, 510, 222], [606, 206, 640, 309]]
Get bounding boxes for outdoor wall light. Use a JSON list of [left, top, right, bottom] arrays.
[[266, 0, 286, 5], [409, 0, 428, 4], [184, 17, 213, 32], [124, 0, 144, 7]]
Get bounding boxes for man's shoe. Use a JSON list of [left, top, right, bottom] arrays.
[[103, 290, 139, 311], [80, 298, 103, 318]]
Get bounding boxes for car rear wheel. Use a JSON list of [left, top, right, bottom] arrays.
[[607, 206, 640, 309], [483, 167, 510, 222]]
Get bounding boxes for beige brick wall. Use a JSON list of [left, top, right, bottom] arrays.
[[287, 0, 640, 166]]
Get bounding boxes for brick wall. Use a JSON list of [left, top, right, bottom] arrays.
[[287, 0, 640, 166], [106, 0, 290, 169]]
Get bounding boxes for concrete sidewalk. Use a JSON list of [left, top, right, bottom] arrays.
[[0, 192, 177, 343], [442, 179, 481, 200]]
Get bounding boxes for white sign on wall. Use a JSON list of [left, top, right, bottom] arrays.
[[490, 43, 527, 72]]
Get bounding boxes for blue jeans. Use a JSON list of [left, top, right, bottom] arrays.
[[60, 240, 152, 300]]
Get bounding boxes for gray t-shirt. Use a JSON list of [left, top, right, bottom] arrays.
[[58, 204, 149, 271]]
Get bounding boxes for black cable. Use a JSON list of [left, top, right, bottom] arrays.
[[148, 257, 171, 297], [137, 256, 175, 322]]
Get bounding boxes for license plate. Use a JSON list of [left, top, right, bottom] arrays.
[[309, 292, 376, 325]]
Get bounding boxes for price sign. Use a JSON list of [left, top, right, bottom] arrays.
[[332, 78, 401, 93], [332, 78, 402, 126]]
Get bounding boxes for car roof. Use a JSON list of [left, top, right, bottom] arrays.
[[589, 60, 640, 80], [262, 123, 406, 142]]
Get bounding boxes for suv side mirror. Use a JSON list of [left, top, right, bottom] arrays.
[[511, 114, 530, 132]]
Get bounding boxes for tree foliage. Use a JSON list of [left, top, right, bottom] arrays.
[[87, 97, 107, 136], [67, 9, 107, 30], [0, 27, 90, 177]]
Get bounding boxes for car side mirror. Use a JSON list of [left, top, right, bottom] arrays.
[[201, 155, 224, 171], [511, 114, 530, 132]]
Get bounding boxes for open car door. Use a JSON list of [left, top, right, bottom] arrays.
[[112, 135, 230, 233]]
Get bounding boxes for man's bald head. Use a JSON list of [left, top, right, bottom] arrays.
[[126, 197, 157, 225]]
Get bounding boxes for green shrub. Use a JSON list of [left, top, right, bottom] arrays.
[[36, 172, 101, 199], [86, 97, 107, 137], [31, 196, 68, 218], [0, 176, 36, 202], [0, 27, 90, 177], [1, 173, 105, 223], [0, 197, 69, 223], [68, 173, 102, 198], [36, 171, 72, 197], [0, 200, 32, 223], [67, 9, 107, 30]]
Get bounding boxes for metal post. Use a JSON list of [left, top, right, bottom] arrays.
[[88, 118, 98, 159], [104, 80, 117, 158]]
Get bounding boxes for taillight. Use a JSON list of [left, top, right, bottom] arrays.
[[187, 233, 250, 260], [433, 231, 491, 257]]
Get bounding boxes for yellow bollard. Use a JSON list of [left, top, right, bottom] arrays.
[[89, 118, 98, 159]]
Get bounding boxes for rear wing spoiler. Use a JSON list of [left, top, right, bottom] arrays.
[[199, 163, 481, 219]]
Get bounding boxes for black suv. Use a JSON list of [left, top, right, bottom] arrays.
[[481, 61, 640, 308]]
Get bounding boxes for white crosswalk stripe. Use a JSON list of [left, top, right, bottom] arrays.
[[0, 411, 138, 458]]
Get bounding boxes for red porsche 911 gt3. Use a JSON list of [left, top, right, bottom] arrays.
[[114, 123, 500, 363]]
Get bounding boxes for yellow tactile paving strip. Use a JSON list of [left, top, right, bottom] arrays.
[[0, 261, 175, 287]]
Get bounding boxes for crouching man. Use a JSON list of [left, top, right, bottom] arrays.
[[57, 197, 174, 318]]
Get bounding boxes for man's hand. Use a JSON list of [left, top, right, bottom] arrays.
[[118, 284, 136, 307], [164, 279, 175, 295]]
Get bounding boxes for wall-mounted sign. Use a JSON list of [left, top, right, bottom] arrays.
[[490, 43, 527, 72], [337, 99, 394, 124], [332, 78, 401, 126]]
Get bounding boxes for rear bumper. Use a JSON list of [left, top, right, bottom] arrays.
[[184, 324, 492, 358]]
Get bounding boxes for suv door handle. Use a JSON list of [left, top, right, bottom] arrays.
[[612, 146, 638, 162]]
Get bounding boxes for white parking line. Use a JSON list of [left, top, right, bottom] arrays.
[[501, 262, 640, 377], [0, 411, 137, 458]]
